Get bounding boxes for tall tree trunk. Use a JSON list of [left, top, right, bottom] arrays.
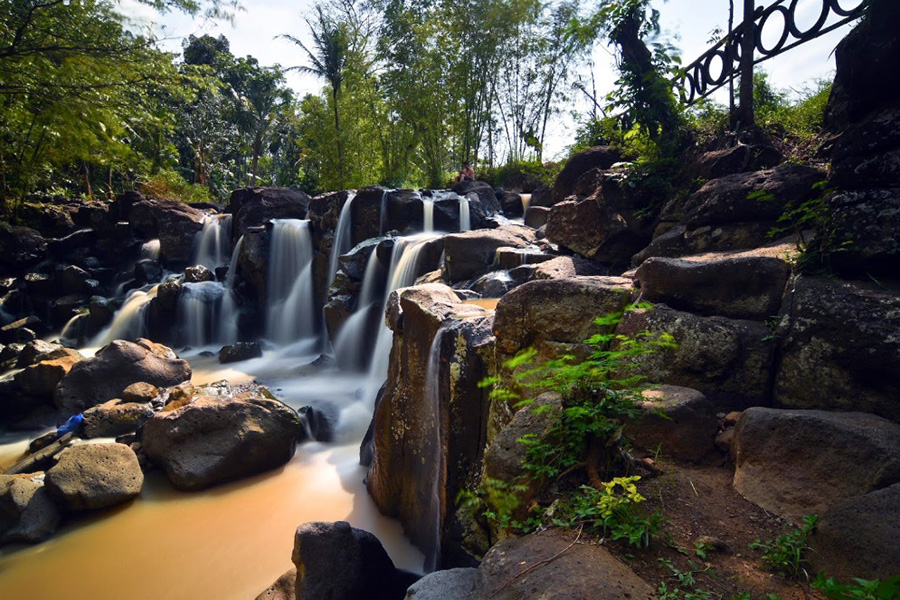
[[332, 86, 345, 190]]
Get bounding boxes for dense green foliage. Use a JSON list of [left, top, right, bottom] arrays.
[[471, 304, 674, 546]]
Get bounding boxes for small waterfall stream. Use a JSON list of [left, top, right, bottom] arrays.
[[193, 214, 233, 270], [266, 220, 316, 344], [459, 196, 471, 231], [327, 192, 356, 291], [422, 325, 447, 572]]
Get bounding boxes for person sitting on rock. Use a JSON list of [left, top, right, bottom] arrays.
[[456, 161, 475, 183]]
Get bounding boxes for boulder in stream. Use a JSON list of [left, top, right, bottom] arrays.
[[292, 521, 419, 600], [54, 339, 191, 414], [141, 382, 305, 490], [44, 443, 144, 512], [0, 472, 62, 543]]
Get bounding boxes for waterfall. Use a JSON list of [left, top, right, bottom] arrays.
[[178, 281, 232, 347], [140, 239, 161, 261], [193, 214, 233, 270], [422, 325, 446, 572], [327, 192, 356, 291], [266, 220, 316, 344], [90, 285, 158, 347], [520, 193, 532, 215], [218, 235, 244, 343], [364, 234, 439, 402], [459, 196, 471, 232], [333, 250, 384, 371], [422, 197, 434, 233]]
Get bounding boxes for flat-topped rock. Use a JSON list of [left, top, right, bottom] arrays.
[[732, 407, 900, 522], [443, 226, 535, 283], [634, 243, 793, 320], [469, 529, 654, 600], [44, 443, 143, 512]]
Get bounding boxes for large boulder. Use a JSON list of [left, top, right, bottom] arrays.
[[545, 172, 653, 267], [368, 285, 494, 567], [491, 277, 635, 438], [54, 340, 190, 414], [626, 385, 717, 462], [634, 244, 792, 320], [0, 223, 47, 271], [616, 305, 774, 412], [228, 187, 311, 242], [0, 472, 62, 543], [809, 483, 900, 582], [442, 226, 535, 283], [469, 529, 654, 600], [694, 144, 782, 180], [141, 383, 304, 490], [549, 146, 622, 205], [292, 521, 419, 600], [635, 165, 824, 262], [824, 1, 900, 132], [774, 276, 900, 423], [14, 350, 84, 399], [128, 197, 207, 265], [818, 188, 900, 277], [450, 181, 501, 215], [732, 408, 900, 522], [44, 443, 143, 512]]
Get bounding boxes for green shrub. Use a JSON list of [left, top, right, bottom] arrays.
[[138, 168, 214, 205], [750, 514, 818, 578], [813, 573, 900, 600]]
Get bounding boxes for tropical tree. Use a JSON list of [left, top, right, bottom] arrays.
[[282, 5, 350, 189]]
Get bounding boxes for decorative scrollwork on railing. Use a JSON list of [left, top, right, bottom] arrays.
[[676, 0, 868, 104]]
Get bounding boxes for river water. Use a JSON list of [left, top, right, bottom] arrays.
[[0, 346, 425, 599]]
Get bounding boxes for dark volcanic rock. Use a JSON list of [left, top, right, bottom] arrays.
[[141, 383, 304, 490], [0, 472, 62, 543], [626, 386, 717, 462], [128, 197, 206, 265], [228, 187, 311, 241], [550, 146, 622, 205], [0, 223, 47, 271], [442, 226, 534, 283], [291, 521, 419, 600], [634, 245, 792, 320], [54, 339, 191, 414], [45, 443, 143, 511], [732, 408, 900, 521], [774, 276, 900, 422], [470, 529, 654, 600], [809, 483, 900, 582], [616, 305, 773, 412], [218, 341, 263, 364]]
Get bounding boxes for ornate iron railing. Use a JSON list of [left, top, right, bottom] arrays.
[[676, 0, 869, 104]]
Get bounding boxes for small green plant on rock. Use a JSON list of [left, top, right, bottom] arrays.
[[813, 573, 900, 600], [750, 514, 817, 578], [473, 303, 675, 546]]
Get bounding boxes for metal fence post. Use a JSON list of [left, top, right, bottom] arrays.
[[738, 0, 756, 127]]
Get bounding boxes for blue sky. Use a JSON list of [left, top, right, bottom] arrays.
[[121, 0, 862, 158]]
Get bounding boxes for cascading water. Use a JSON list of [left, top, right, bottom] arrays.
[[140, 239, 161, 261], [327, 192, 356, 290], [520, 193, 532, 215], [90, 285, 159, 347], [193, 214, 233, 270], [379, 189, 390, 235], [363, 234, 440, 403], [333, 250, 384, 371], [266, 220, 316, 344], [422, 325, 446, 572], [178, 281, 233, 347], [459, 195, 471, 231], [422, 196, 434, 233]]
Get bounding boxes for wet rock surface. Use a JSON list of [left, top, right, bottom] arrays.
[[44, 443, 143, 512], [141, 382, 304, 490], [0, 472, 62, 543]]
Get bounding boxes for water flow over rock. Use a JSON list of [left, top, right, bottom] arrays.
[[266, 220, 316, 344]]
